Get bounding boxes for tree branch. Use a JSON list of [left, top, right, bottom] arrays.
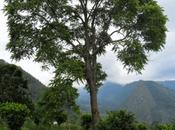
[[93, 31, 132, 55]]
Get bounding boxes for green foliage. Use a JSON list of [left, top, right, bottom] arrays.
[[54, 112, 67, 126], [0, 103, 30, 130], [81, 114, 92, 130], [60, 123, 82, 130], [153, 124, 174, 130], [135, 123, 148, 130], [0, 59, 46, 102], [0, 63, 33, 110], [37, 78, 79, 125], [4, 0, 167, 128], [4, 0, 167, 74], [97, 110, 137, 130]]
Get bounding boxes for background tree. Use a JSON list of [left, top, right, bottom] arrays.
[[38, 78, 79, 125], [4, 0, 167, 129], [0, 103, 30, 130], [0, 63, 33, 110]]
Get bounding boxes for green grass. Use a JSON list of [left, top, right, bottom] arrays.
[[0, 119, 82, 130]]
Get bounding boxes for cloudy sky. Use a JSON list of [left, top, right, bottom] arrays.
[[0, 0, 175, 86]]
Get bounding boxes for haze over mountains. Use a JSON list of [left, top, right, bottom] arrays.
[[78, 80, 175, 123], [1, 59, 175, 123]]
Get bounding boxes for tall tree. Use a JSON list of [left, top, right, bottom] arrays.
[[4, 0, 167, 129]]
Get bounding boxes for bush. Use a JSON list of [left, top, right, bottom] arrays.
[[54, 111, 67, 125], [0, 103, 30, 130], [153, 124, 174, 130], [97, 110, 137, 130], [136, 123, 148, 130], [81, 114, 92, 130]]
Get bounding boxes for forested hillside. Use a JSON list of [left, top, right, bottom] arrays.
[[0, 59, 46, 101]]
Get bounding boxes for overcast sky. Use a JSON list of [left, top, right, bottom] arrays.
[[0, 0, 175, 86]]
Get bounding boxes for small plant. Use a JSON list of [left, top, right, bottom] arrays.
[[0, 102, 30, 130]]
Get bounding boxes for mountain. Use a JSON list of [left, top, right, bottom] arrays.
[[77, 81, 140, 113], [78, 80, 175, 123], [158, 80, 175, 91], [120, 81, 175, 123], [0, 59, 46, 101]]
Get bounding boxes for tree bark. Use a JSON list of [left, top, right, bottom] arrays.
[[85, 56, 100, 130], [90, 83, 100, 130]]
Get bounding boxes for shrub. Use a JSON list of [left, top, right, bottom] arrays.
[[54, 111, 67, 125], [154, 124, 174, 130], [136, 123, 148, 130], [81, 113, 92, 130], [97, 110, 137, 130], [0, 103, 30, 130]]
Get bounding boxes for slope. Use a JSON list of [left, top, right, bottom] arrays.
[[120, 81, 175, 123], [0, 59, 46, 101]]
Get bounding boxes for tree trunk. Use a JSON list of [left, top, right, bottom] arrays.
[[90, 83, 100, 130], [85, 56, 100, 130]]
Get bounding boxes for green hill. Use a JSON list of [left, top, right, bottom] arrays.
[[120, 81, 175, 123], [0, 59, 46, 101]]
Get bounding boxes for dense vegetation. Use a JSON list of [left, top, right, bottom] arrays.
[[1, 110, 175, 130], [0, 59, 46, 101], [0, 0, 170, 128], [0, 103, 30, 130], [1, 61, 175, 130], [4, 0, 167, 129]]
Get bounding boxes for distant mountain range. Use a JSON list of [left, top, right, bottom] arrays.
[[1, 59, 175, 123], [78, 80, 175, 123]]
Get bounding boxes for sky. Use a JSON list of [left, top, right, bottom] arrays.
[[0, 0, 175, 86]]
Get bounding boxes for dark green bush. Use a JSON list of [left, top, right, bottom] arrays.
[[54, 111, 67, 125], [0, 103, 29, 130], [97, 110, 137, 130], [81, 113, 92, 130], [153, 124, 174, 130], [136, 123, 148, 130]]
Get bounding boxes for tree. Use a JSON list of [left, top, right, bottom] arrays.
[[97, 110, 137, 130], [38, 78, 79, 125], [4, 0, 167, 129], [0, 102, 30, 130], [0, 63, 33, 110]]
